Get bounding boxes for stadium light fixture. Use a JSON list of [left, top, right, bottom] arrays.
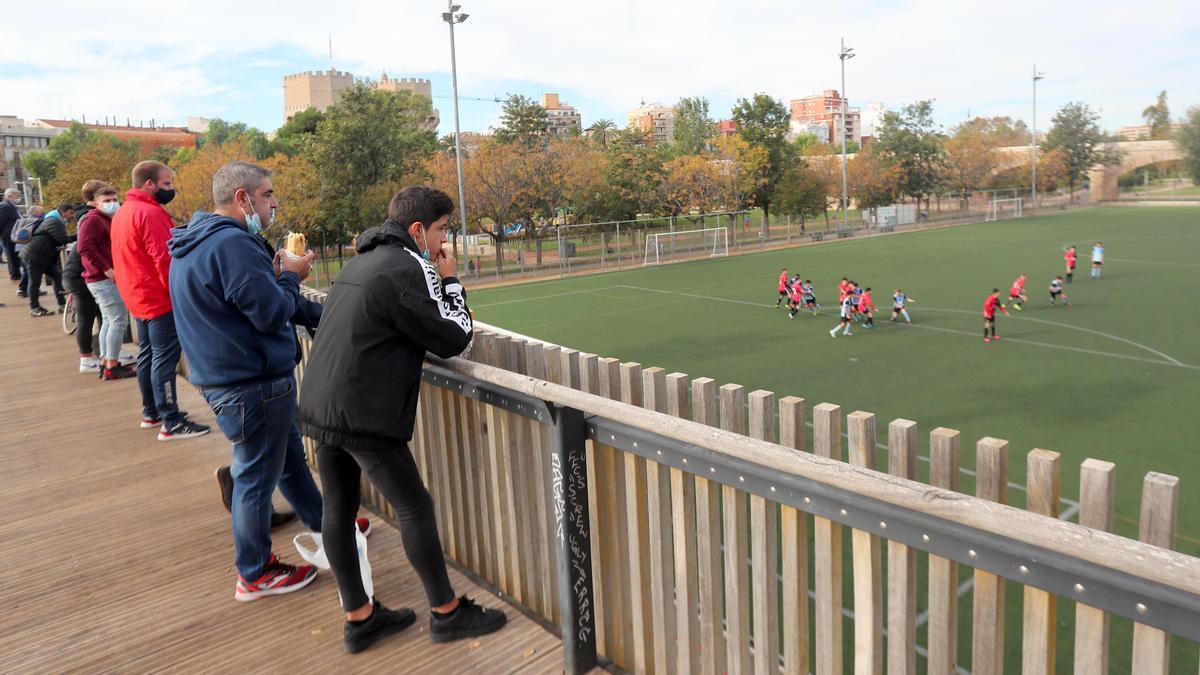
[[443, 2, 470, 268], [839, 39, 855, 234], [1031, 66, 1045, 208]]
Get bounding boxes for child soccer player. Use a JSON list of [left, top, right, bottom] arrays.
[[1064, 245, 1077, 282], [891, 288, 915, 323], [775, 268, 790, 307], [787, 278, 805, 319], [1091, 241, 1104, 279], [838, 277, 852, 303], [1049, 276, 1071, 306], [801, 279, 820, 314], [830, 292, 856, 337], [1004, 274, 1028, 311], [858, 287, 877, 328], [983, 288, 1010, 343]]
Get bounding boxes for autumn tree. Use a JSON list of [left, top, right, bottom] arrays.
[[944, 121, 1000, 203], [167, 140, 255, 222], [460, 141, 526, 271], [773, 164, 827, 229], [43, 136, 138, 206], [710, 134, 768, 213], [659, 154, 723, 216], [22, 122, 106, 184], [263, 153, 324, 242], [599, 128, 668, 219], [847, 147, 901, 212], [803, 144, 843, 226], [731, 93, 795, 227]]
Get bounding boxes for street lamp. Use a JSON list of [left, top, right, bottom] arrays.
[[1031, 66, 1045, 208], [442, 3, 470, 265], [839, 38, 855, 234]]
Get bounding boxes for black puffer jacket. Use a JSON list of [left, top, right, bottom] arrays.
[[21, 213, 73, 268], [298, 220, 473, 450]]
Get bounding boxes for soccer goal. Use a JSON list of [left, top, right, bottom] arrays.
[[986, 197, 1023, 221], [643, 227, 730, 266]]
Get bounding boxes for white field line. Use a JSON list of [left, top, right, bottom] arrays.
[[1103, 257, 1200, 267], [472, 285, 622, 309]]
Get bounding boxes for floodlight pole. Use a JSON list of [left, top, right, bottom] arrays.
[[839, 39, 855, 234], [1031, 66, 1044, 208], [443, 3, 469, 266]]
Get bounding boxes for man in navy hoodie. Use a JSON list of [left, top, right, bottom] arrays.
[[168, 161, 358, 601]]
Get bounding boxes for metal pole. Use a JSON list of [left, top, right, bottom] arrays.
[[839, 39, 854, 235], [1031, 66, 1044, 209], [445, 3, 469, 262], [549, 404, 598, 674]]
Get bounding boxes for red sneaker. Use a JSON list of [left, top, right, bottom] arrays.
[[993, 336, 1001, 341], [983, 338, 992, 343], [234, 554, 317, 602], [356, 517, 372, 538]]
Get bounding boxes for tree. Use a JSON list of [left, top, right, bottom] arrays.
[[847, 147, 901, 211], [586, 119, 618, 147], [874, 100, 946, 207], [773, 165, 827, 229], [167, 140, 255, 223], [494, 94, 549, 147], [731, 93, 794, 227], [1042, 102, 1121, 197], [21, 122, 105, 183], [803, 144, 843, 226], [673, 96, 714, 155], [309, 83, 438, 244], [460, 141, 526, 271], [944, 121, 999, 197], [263, 153, 324, 242], [1175, 106, 1200, 185], [956, 116, 1030, 146], [43, 137, 138, 206], [199, 118, 273, 160], [659, 154, 723, 215], [709, 134, 768, 212], [600, 129, 668, 219], [273, 107, 325, 157], [1142, 91, 1171, 140]]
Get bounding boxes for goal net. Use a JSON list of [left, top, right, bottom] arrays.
[[986, 197, 1023, 221], [643, 227, 730, 266]]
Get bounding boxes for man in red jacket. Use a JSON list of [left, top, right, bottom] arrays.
[[111, 160, 209, 440]]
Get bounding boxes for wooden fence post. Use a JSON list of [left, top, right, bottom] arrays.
[[779, 397, 809, 675], [1022, 449, 1060, 675], [749, 390, 780, 675], [887, 419, 918, 675], [642, 367, 677, 674], [692, 378, 725, 675], [667, 373, 700, 674], [813, 403, 843, 675], [620, 362, 652, 674], [972, 437, 1010, 675], [1073, 458, 1114, 675], [928, 427, 961, 675], [720, 383, 751, 675], [1131, 472, 1179, 675], [847, 411, 882, 675]]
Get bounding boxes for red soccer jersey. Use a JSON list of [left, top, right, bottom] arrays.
[[1010, 283, 1022, 297], [983, 295, 1001, 317], [789, 283, 803, 302], [858, 292, 874, 312], [1065, 250, 1077, 266], [838, 281, 851, 301], [779, 272, 789, 292]]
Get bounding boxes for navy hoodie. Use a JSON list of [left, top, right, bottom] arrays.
[[168, 211, 304, 387]]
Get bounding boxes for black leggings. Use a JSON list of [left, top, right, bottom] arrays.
[[316, 441, 455, 612], [65, 276, 100, 356]]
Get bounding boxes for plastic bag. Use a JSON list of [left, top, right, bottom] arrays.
[[293, 529, 374, 601]]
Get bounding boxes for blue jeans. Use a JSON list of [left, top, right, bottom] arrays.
[[135, 312, 184, 427], [87, 279, 129, 361], [201, 375, 324, 580]]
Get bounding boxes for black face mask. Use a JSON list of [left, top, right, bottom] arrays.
[[153, 187, 176, 205]]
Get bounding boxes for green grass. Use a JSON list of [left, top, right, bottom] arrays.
[[1162, 184, 1200, 196], [470, 205, 1200, 670]]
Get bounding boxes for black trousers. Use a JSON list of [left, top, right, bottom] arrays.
[[26, 259, 65, 310], [64, 275, 100, 355], [316, 441, 456, 611]]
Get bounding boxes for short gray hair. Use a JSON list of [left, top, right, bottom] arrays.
[[212, 161, 271, 207], [4, 188, 20, 199]]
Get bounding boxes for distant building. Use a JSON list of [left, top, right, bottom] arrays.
[[186, 117, 213, 134], [541, 93, 582, 138], [627, 103, 675, 145], [789, 90, 860, 144], [1115, 123, 1181, 141], [0, 116, 58, 192], [858, 102, 886, 143], [788, 119, 828, 142], [456, 131, 489, 157], [282, 68, 439, 128], [32, 118, 197, 154], [716, 119, 738, 137]]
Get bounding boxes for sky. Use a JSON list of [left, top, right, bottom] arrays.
[[2, 0, 1198, 138]]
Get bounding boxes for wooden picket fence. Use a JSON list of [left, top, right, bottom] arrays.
[[294, 292, 1199, 674]]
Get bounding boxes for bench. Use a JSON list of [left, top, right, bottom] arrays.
[[810, 233, 825, 242]]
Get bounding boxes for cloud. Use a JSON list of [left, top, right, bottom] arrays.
[[2, 0, 1197, 133]]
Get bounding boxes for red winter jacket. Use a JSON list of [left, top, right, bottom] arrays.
[[76, 209, 115, 284], [112, 189, 174, 319]]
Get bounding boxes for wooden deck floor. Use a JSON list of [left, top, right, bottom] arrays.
[[0, 296, 562, 673]]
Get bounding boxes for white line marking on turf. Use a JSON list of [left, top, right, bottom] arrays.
[[1103, 257, 1200, 267], [472, 285, 621, 308], [616, 284, 769, 308]]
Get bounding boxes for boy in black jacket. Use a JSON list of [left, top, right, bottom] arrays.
[[298, 186, 506, 653]]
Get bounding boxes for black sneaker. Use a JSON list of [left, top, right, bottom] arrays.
[[344, 601, 417, 654], [29, 307, 52, 317], [429, 596, 507, 643], [158, 418, 211, 441]]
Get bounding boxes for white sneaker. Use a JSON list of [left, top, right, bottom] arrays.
[[79, 357, 101, 373]]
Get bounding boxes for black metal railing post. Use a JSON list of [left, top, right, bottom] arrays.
[[549, 403, 597, 674]]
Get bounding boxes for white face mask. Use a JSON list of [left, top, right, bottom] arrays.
[[99, 201, 119, 215]]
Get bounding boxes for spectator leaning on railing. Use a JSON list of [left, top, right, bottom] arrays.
[[0, 188, 21, 282], [21, 203, 74, 317], [168, 161, 369, 602], [12, 205, 43, 297], [111, 160, 209, 440], [298, 186, 506, 654]]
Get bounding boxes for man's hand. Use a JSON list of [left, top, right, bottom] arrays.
[[435, 247, 456, 279], [275, 249, 314, 281]]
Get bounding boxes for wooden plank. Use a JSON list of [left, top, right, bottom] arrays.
[[1073, 458, 1114, 675], [691, 377, 725, 675], [1021, 449, 1060, 675], [577, 353, 603, 649], [720, 384, 751, 675], [559, 348, 581, 390], [847, 411, 883, 675], [507, 339, 541, 613], [455, 378, 482, 574], [521, 343, 554, 622], [438, 384, 464, 563], [667, 372, 700, 674], [928, 427, 961, 675], [485, 336, 518, 596], [887, 419, 918, 675], [749, 390, 780, 675], [971, 437, 1010, 675], [1131, 472, 1179, 675], [778, 396, 809, 675], [595, 356, 628, 668], [642, 367, 676, 674], [474, 333, 499, 584], [621, 362, 653, 674], [812, 403, 843, 675]]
